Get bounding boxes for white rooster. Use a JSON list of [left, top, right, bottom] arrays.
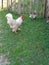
[[5, 13, 24, 33]]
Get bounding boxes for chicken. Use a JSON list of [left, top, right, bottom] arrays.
[[29, 10, 37, 19], [5, 13, 24, 33]]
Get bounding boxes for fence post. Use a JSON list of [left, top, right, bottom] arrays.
[[30, 0, 32, 13], [10, 0, 12, 10], [2, 0, 3, 9], [11, 0, 12, 6], [18, 0, 21, 14], [14, 0, 16, 12], [46, 0, 49, 22], [44, 0, 47, 18], [7, 0, 8, 9]]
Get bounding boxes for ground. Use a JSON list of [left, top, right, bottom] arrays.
[[0, 10, 49, 65]]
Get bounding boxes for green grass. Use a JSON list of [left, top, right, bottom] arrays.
[[0, 10, 49, 65]]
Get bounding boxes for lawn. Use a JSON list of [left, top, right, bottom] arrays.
[[0, 10, 49, 65]]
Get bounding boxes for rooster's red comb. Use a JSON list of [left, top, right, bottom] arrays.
[[21, 16, 24, 20]]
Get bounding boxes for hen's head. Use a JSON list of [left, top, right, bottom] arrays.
[[21, 16, 24, 21]]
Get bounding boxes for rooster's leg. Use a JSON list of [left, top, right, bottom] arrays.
[[12, 29, 17, 33], [18, 28, 21, 31]]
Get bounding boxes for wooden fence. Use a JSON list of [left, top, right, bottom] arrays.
[[0, 0, 48, 18]]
